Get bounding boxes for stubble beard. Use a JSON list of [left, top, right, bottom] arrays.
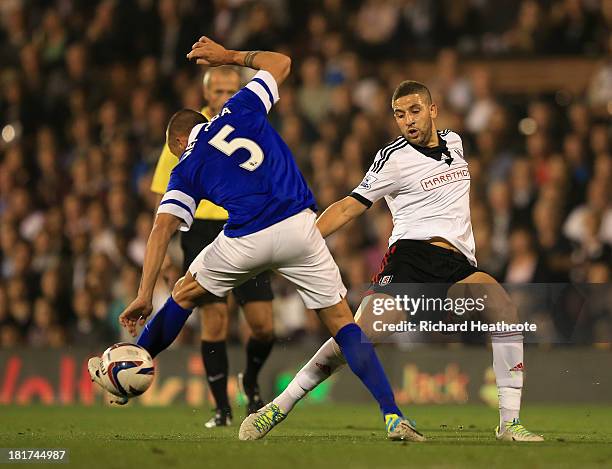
[[418, 120, 433, 146]]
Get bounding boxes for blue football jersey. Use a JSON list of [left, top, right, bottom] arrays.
[[157, 70, 317, 237]]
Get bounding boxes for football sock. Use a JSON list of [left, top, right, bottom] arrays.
[[136, 296, 192, 358], [273, 337, 345, 413], [201, 340, 230, 410], [333, 323, 402, 418], [243, 337, 275, 392], [492, 333, 524, 427], [498, 387, 521, 425]]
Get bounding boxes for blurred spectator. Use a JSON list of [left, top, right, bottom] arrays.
[[28, 298, 58, 347], [564, 179, 612, 246], [587, 52, 612, 115], [68, 288, 111, 346], [354, 0, 401, 58], [465, 67, 496, 134], [298, 56, 331, 127], [548, 0, 600, 55], [503, 0, 548, 54], [502, 227, 551, 283]]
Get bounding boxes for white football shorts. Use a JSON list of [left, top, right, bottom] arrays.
[[188, 209, 347, 310]]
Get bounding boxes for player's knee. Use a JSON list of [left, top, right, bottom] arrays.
[[172, 276, 206, 309], [249, 322, 275, 342], [201, 324, 225, 342]]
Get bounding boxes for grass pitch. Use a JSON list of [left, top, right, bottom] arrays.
[[2, 403, 611, 468]]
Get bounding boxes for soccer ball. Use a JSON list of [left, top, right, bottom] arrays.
[[100, 343, 155, 398]]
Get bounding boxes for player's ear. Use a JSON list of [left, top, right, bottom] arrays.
[[176, 135, 186, 154], [430, 103, 438, 119]]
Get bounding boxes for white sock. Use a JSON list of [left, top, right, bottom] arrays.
[[492, 333, 524, 427], [498, 387, 521, 426], [273, 338, 346, 413]]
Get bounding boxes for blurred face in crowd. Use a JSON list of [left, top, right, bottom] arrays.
[[392, 93, 438, 147], [509, 229, 534, 257], [34, 299, 54, 329], [203, 69, 240, 115], [72, 289, 92, 319], [41, 269, 60, 299], [0, 325, 20, 348]]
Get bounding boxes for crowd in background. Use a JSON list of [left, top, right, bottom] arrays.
[[0, 0, 610, 349]]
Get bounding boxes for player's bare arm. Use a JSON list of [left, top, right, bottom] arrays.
[[316, 196, 367, 238], [186, 36, 291, 86], [119, 213, 181, 336]]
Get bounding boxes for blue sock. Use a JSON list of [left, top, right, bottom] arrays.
[[335, 323, 403, 418], [136, 296, 192, 358]]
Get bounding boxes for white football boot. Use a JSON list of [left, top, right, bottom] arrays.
[[495, 419, 544, 442], [386, 414, 427, 442], [87, 356, 128, 405], [239, 403, 286, 440]]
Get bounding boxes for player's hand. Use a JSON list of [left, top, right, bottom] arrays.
[[186, 36, 232, 66], [119, 297, 153, 337]]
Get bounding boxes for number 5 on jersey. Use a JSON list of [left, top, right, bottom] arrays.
[[209, 124, 264, 171]]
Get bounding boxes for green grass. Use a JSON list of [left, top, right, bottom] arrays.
[[2, 404, 612, 468]]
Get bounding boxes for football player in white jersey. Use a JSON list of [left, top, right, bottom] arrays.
[[240, 80, 544, 442]]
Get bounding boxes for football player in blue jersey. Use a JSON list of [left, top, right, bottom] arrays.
[[88, 37, 423, 442]]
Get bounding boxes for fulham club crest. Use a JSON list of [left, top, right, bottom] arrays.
[[379, 275, 393, 286]]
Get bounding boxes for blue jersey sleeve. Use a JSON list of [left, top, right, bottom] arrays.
[[229, 70, 280, 115], [156, 169, 198, 232]]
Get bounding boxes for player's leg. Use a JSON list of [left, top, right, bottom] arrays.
[[457, 271, 543, 441], [90, 272, 209, 401], [136, 273, 206, 357], [240, 210, 424, 441], [242, 298, 423, 441], [92, 228, 264, 402], [234, 272, 275, 414], [315, 299, 404, 417], [271, 241, 410, 414], [273, 293, 402, 413], [199, 299, 233, 427], [182, 219, 233, 427]]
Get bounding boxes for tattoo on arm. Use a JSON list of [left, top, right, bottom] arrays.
[[244, 50, 260, 68]]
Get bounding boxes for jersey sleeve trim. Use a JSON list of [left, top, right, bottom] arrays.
[[252, 78, 274, 106], [161, 189, 197, 214], [157, 203, 193, 232], [349, 192, 373, 209], [253, 70, 279, 104], [244, 70, 279, 113], [245, 81, 273, 112]]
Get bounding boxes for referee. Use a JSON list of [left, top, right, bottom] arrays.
[[151, 66, 275, 428]]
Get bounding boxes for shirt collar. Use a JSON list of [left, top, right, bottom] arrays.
[[407, 132, 452, 162], [187, 123, 205, 146]]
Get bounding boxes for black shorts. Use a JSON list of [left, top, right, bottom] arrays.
[[365, 240, 483, 325], [181, 219, 274, 305], [368, 239, 480, 294]]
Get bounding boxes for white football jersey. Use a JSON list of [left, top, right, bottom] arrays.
[[351, 130, 477, 266]]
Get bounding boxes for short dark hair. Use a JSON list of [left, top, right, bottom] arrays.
[[166, 109, 207, 148], [392, 80, 432, 105]]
